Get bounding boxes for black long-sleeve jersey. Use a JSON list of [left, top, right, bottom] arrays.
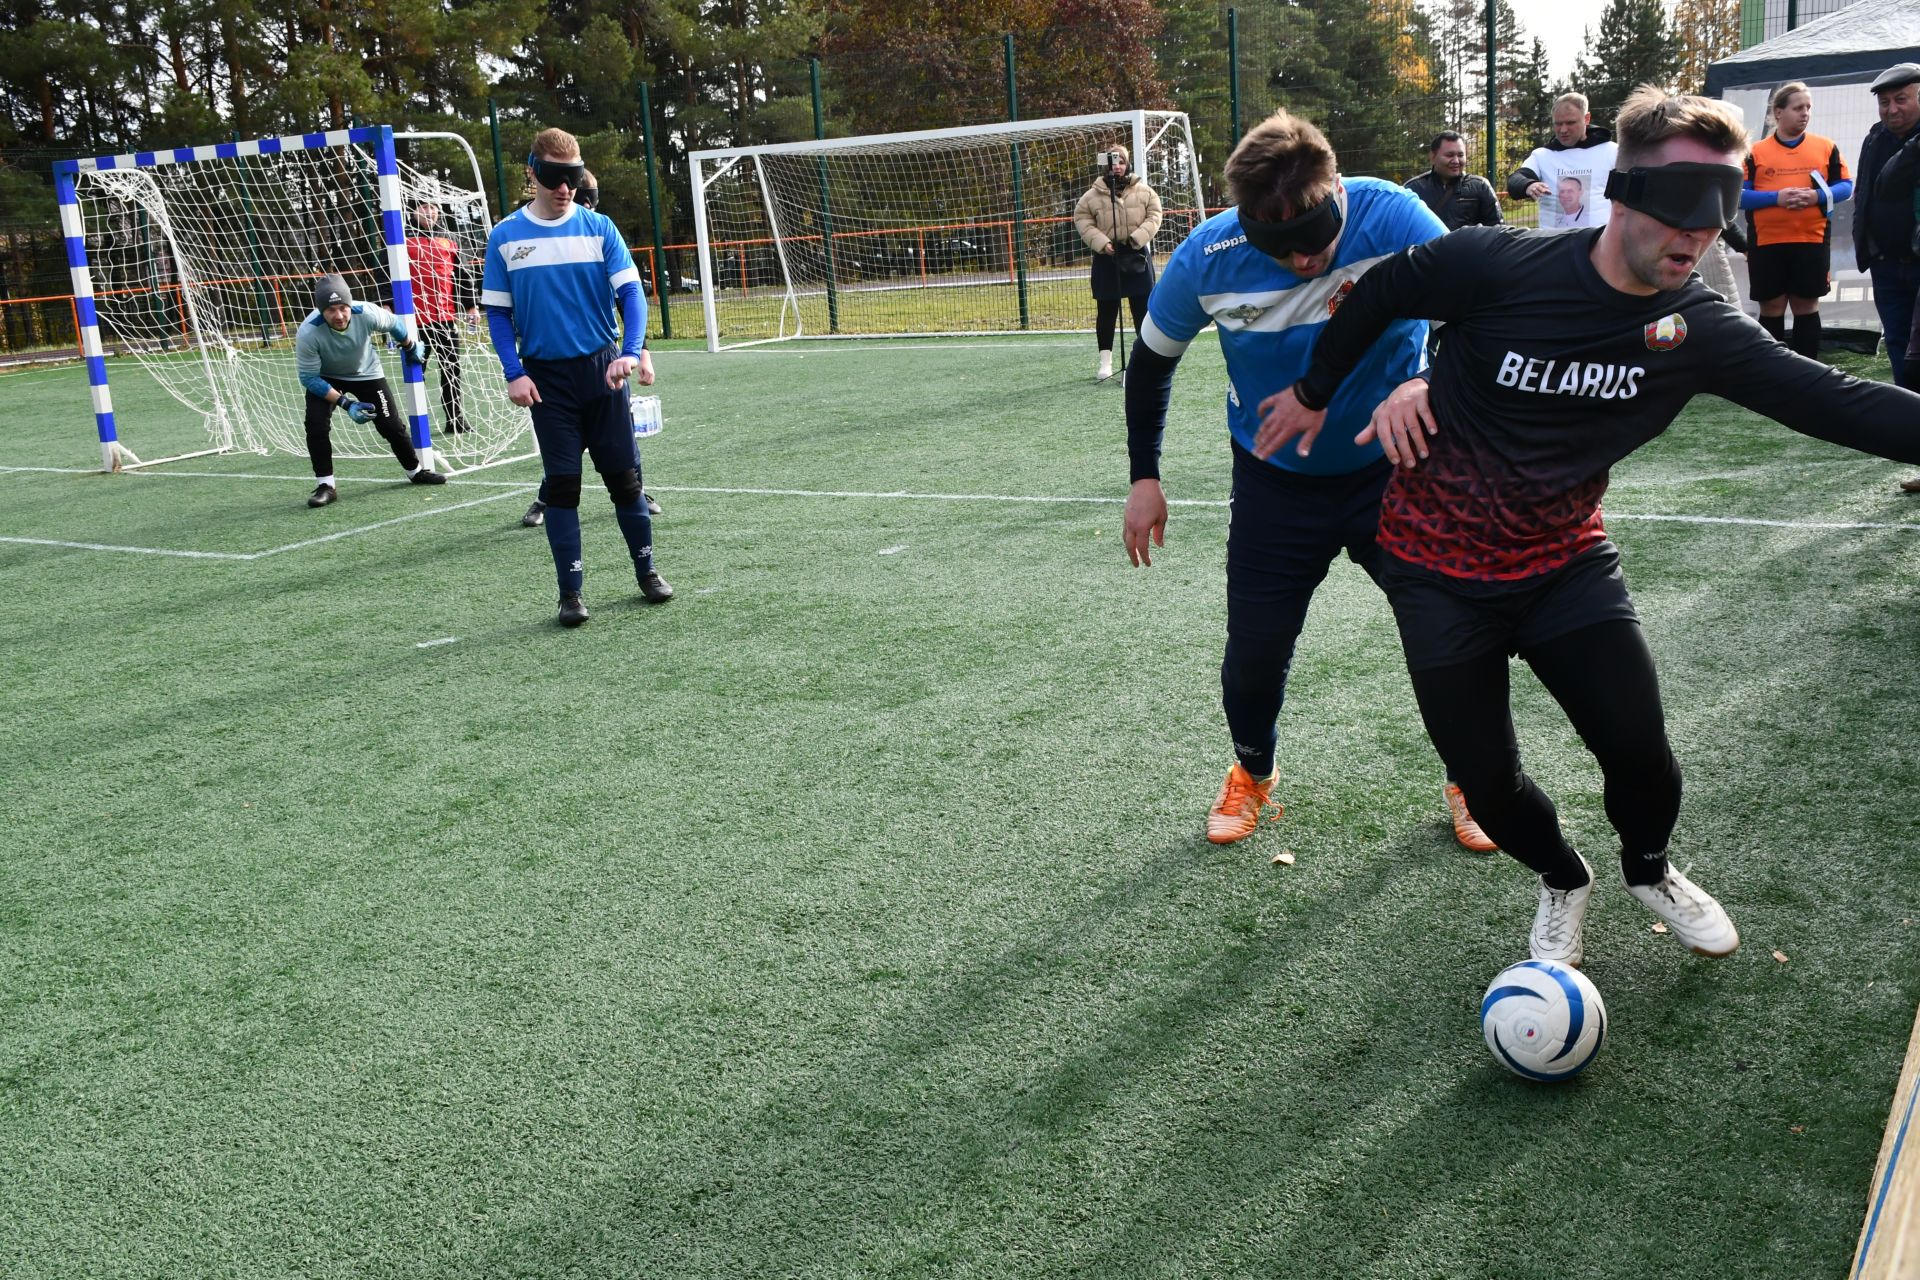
[[1296, 225, 1920, 582]]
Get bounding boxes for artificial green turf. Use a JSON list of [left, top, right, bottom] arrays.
[[2, 339, 1918, 1278]]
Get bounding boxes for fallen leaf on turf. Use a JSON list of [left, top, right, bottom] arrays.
[[1650, 922, 1668, 934], [1773, 950, 1789, 963], [1272, 851, 1295, 866], [1790, 1125, 1805, 1134]]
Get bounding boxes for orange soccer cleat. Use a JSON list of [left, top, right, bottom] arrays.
[[1208, 763, 1281, 844], [1444, 782, 1498, 853]]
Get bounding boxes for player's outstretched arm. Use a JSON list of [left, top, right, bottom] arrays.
[[1284, 228, 1488, 438], [1709, 312, 1920, 463]]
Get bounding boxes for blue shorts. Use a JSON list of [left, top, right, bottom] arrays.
[[1225, 444, 1391, 650], [523, 346, 640, 478]]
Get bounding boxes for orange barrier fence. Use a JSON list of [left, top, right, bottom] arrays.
[[4, 199, 1548, 358]]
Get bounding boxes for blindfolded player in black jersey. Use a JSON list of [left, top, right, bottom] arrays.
[[1256, 86, 1920, 972]]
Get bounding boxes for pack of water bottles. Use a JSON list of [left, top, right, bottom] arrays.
[[631, 394, 664, 440]]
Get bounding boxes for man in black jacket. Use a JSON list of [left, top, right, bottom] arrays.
[[1405, 132, 1503, 231], [1857, 63, 1920, 400]]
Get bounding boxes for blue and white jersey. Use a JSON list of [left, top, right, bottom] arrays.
[[1142, 176, 1446, 475], [481, 203, 644, 361]]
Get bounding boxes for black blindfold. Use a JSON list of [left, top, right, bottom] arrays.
[[1239, 190, 1345, 260], [1602, 162, 1742, 230], [528, 154, 587, 191]]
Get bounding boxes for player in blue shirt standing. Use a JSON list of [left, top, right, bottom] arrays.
[[1121, 109, 1491, 851], [483, 128, 671, 627]]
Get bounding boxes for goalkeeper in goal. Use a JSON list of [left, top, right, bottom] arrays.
[[295, 273, 446, 507]]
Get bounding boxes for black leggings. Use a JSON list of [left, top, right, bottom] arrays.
[[1096, 295, 1149, 352], [418, 320, 468, 431], [1405, 619, 1680, 884]]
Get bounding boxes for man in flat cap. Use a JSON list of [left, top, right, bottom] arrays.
[[1859, 65, 1920, 397]]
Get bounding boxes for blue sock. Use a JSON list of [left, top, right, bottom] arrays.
[[544, 505, 584, 594], [613, 500, 654, 577]]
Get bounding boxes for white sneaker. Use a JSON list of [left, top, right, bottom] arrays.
[[1626, 865, 1739, 957], [1096, 352, 1114, 382], [1530, 854, 1593, 968]]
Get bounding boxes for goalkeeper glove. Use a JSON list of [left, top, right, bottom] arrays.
[[406, 338, 430, 366], [336, 392, 377, 424]]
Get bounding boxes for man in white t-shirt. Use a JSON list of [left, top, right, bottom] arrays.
[[1508, 92, 1618, 230]]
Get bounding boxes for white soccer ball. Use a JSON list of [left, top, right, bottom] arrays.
[[1480, 959, 1607, 1081]]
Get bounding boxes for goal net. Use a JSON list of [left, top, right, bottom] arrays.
[[690, 111, 1204, 351], [55, 126, 532, 473]]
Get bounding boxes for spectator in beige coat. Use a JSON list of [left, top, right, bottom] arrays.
[[1075, 144, 1163, 381]]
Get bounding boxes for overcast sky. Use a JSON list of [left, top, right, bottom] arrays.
[[1508, 0, 1610, 82]]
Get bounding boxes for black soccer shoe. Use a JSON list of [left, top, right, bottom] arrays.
[[307, 483, 337, 508], [645, 491, 662, 515], [557, 592, 589, 627], [638, 570, 674, 604], [522, 500, 546, 527], [444, 420, 471, 435], [410, 469, 447, 485]]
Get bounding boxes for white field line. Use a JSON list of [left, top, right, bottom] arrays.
[[245, 488, 534, 559], [415, 637, 460, 649], [0, 486, 533, 561], [6, 467, 1920, 553], [0, 465, 543, 488], [0, 536, 253, 561], [692, 340, 1086, 356]]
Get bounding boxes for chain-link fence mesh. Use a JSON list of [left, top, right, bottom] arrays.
[[2, 1, 1874, 354]]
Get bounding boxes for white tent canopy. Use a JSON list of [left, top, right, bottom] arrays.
[[1706, 0, 1920, 96]]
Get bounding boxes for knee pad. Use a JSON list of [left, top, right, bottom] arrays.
[[545, 473, 583, 509], [603, 467, 643, 509]]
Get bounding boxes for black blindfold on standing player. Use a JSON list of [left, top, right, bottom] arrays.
[[1238, 191, 1345, 259], [1601, 162, 1742, 230], [528, 154, 587, 191]]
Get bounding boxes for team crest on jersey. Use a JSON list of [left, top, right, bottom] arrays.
[[510, 245, 536, 261], [1327, 280, 1355, 316], [1219, 302, 1269, 324], [1643, 313, 1687, 351]]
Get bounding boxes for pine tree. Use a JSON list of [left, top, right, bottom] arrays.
[[1571, 0, 1679, 126]]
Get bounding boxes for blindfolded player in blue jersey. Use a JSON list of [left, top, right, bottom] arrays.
[[483, 129, 671, 627], [1120, 109, 1497, 855]]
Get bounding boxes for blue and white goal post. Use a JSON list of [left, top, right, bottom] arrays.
[[54, 126, 480, 474]]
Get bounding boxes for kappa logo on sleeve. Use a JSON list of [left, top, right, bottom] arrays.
[[1643, 313, 1687, 351]]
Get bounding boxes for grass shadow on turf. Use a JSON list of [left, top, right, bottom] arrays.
[[431, 833, 1537, 1278]]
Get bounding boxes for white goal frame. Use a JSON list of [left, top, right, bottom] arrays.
[[690, 110, 1205, 352]]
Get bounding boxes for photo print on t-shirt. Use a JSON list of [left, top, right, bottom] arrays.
[[1541, 172, 1592, 229]]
